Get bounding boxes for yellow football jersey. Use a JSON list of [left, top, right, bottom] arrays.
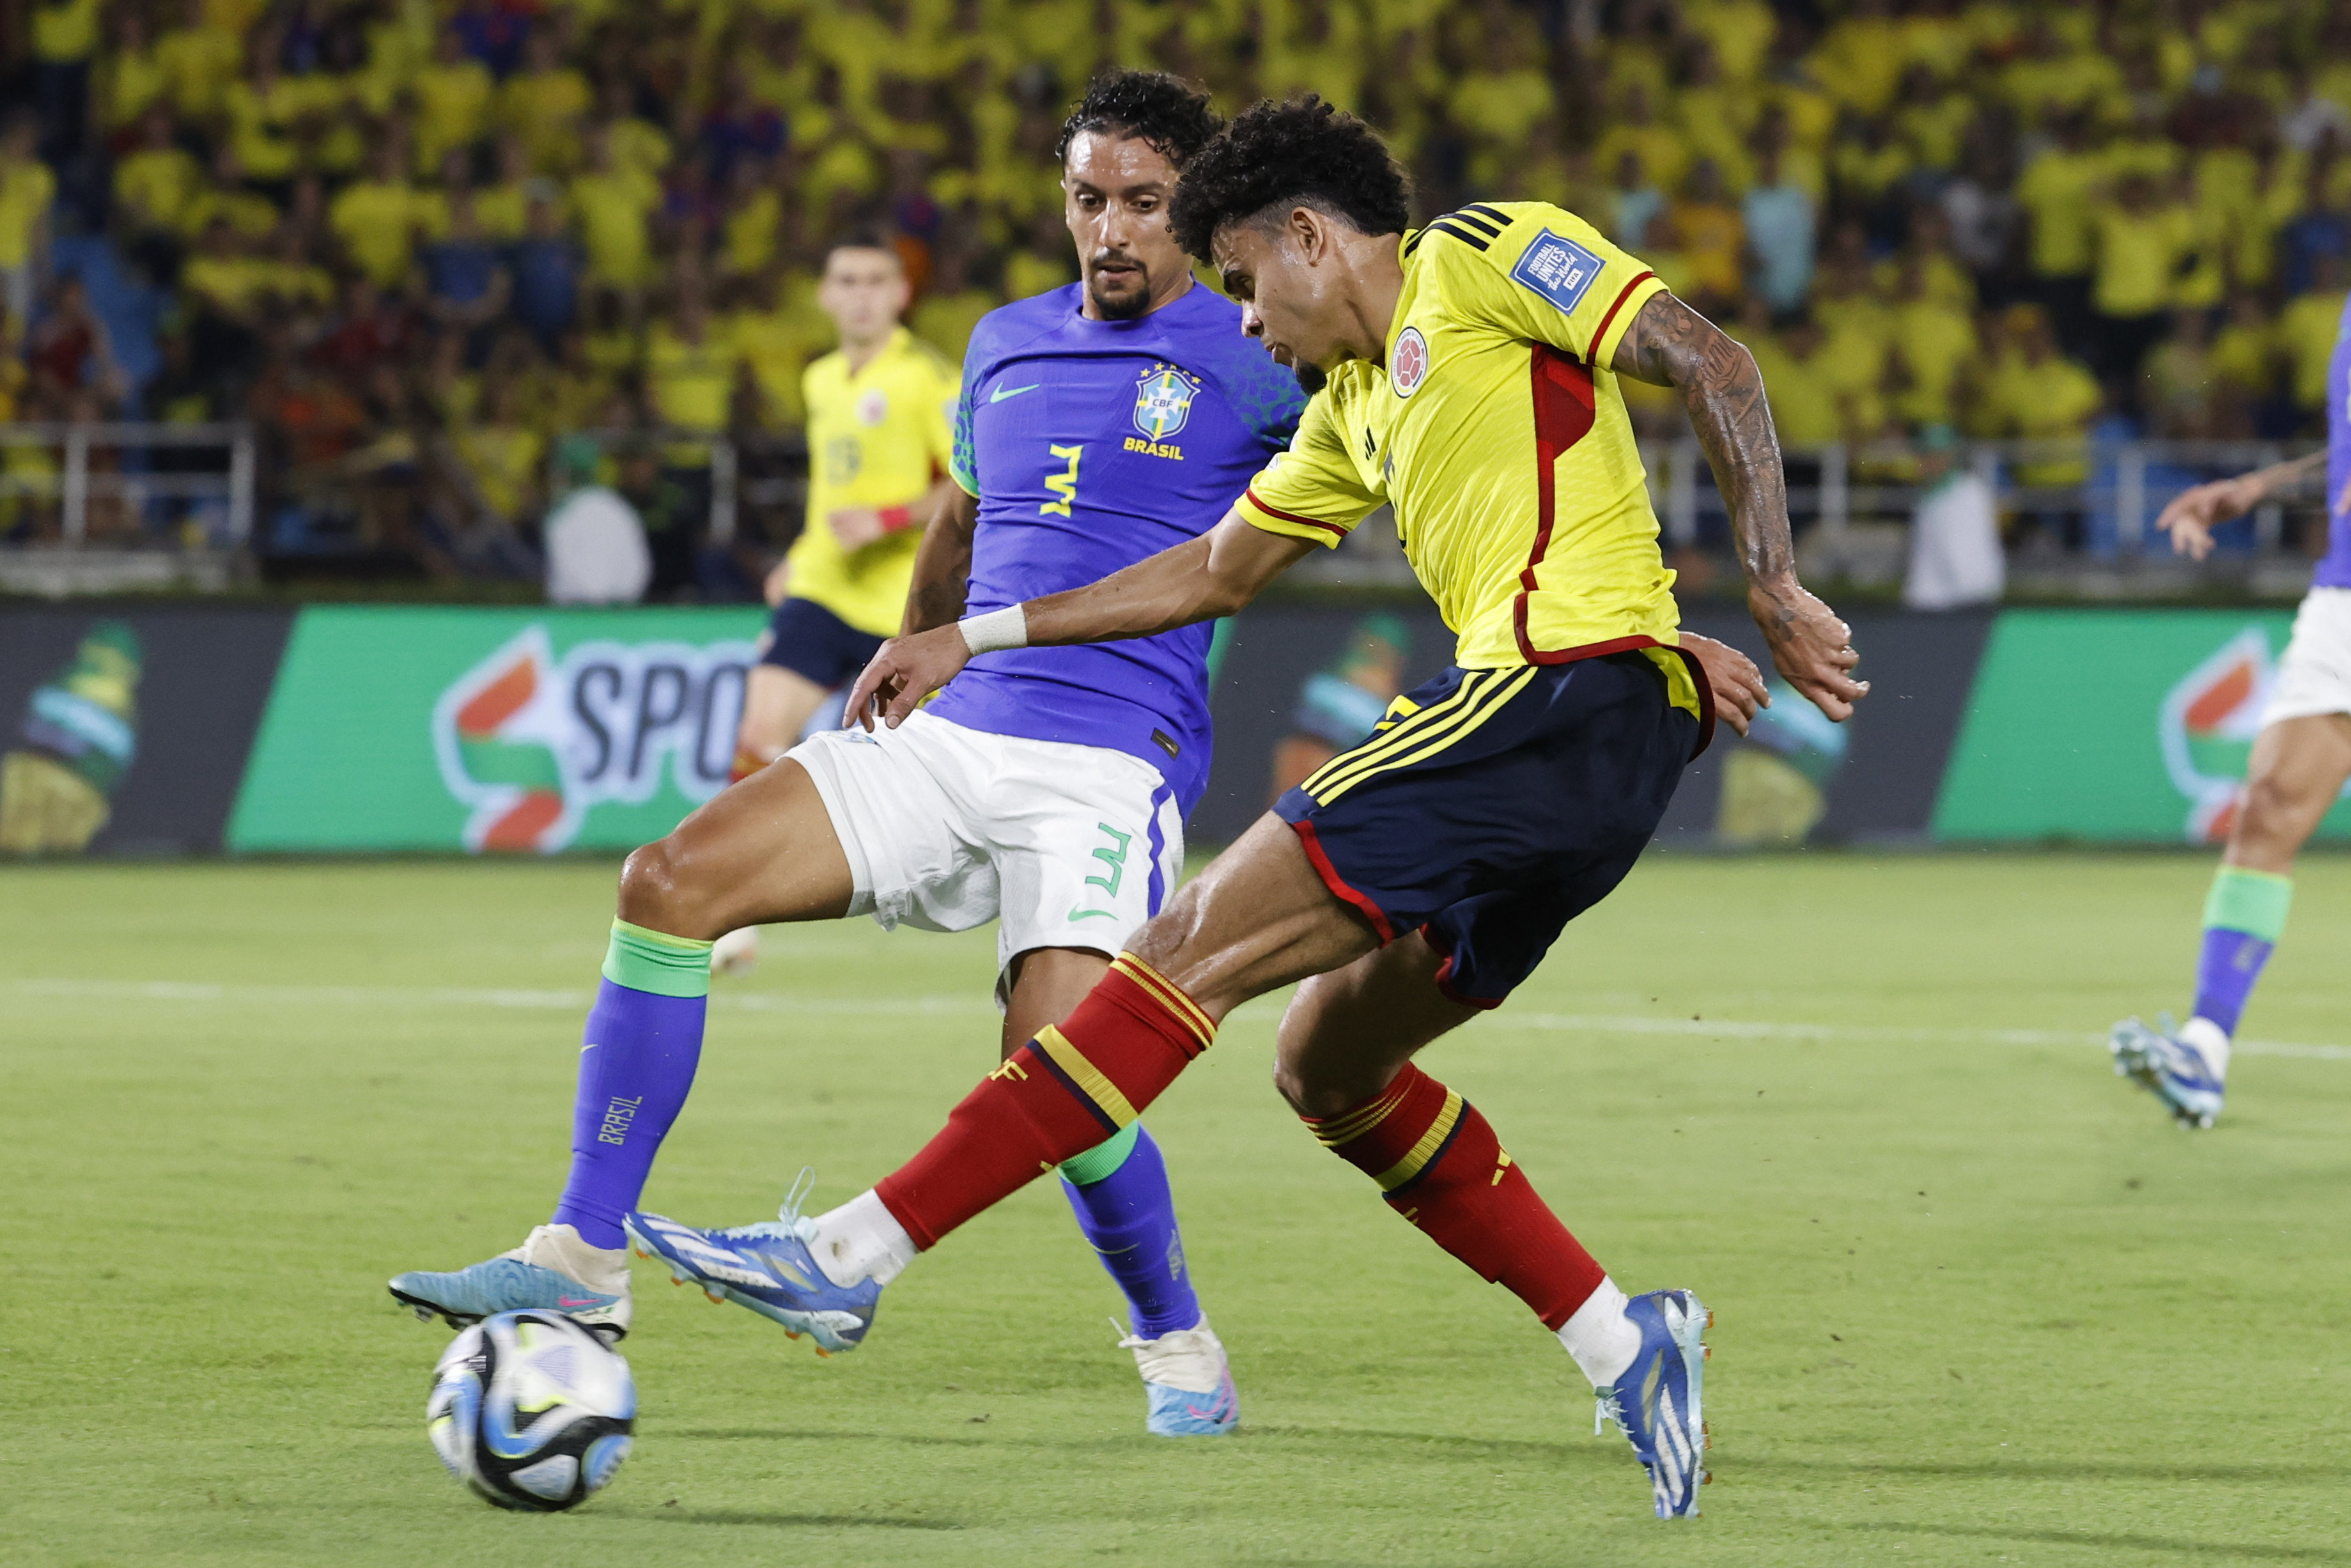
[[787, 327, 959, 637], [1241, 201, 1695, 715]]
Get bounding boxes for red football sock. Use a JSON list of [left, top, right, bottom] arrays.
[[876, 954, 1215, 1250], [1304, 1064, 1604, 1329]]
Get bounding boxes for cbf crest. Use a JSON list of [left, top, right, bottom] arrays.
[[1133, 366, 1198, 441]]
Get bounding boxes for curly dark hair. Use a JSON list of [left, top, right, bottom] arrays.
[[1168, 96, 1411, 261], [1053, 70, 1222, 169]]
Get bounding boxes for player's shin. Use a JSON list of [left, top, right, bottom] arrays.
[[1060, 1122, 1202, 1337], [2191, 865, 2292, 1056], [1303, 1064, 1639, 1382], [815, 956, 1218, 1279], [547, 920, 713, 1250]]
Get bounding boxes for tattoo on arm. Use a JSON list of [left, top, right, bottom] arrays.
[[1612, 291, 1796, 591]]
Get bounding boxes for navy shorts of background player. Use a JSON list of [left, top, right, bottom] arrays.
[[1274, 648, 1716, 1009], [760, 596, 885, 691]]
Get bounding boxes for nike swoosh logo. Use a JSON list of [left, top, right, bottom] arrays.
[[991, 382, 1040, 403]]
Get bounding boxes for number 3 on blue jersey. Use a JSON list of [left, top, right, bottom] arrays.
[[1041, 444, 1083, 517]]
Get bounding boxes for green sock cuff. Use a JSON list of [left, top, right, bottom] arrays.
[[602, 919, 715, 998], [2203, 866, 2293, 943], [1059, 1121, 1141, 1186]]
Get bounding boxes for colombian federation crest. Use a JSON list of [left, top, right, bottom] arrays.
[[1133, 367, 1197, 441], [1391, 326, 1429, 397]]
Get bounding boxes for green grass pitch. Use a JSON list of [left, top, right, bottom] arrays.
[[6, 852, 2350, 1567]]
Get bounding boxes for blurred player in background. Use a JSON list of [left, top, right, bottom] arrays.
[[2110, 295, 2351, 1129], [691, 98, 1858, 1519], [712, 237, 959, 975], [392, 72, 1307, 1438]]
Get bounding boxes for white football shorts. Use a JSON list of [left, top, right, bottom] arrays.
[[788, 710, 1185, 991], [2263, 586, 2351, 727]]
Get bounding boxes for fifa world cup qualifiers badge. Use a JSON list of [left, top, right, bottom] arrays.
[[1510, 231, 1605, 315], [0, 620, 143, 856]]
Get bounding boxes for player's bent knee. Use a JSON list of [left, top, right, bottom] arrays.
[[616, 837, 712, 938], [2235, 772, 2325, 855], [1270, 1059, 1329, 1119]]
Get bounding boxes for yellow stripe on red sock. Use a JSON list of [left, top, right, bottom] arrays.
[[1109, 954, 1215, 1053], [1032, 1025, 1141, 1129], [1371, 1089, 1464, 1192], [1308, 1078, 1413, 1147]]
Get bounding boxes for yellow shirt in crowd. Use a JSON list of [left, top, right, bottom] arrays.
[[0, 158, 58, 270]]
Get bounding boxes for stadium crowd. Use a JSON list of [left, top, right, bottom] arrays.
[[0, 0, 2347, 580]]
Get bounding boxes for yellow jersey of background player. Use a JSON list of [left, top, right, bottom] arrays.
[[736, 238, 958, 774]]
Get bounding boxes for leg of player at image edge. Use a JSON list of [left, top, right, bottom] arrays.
[[2111, 865, 2289, 1129], [652, 954, 1708, 1514], [626, 1117, 1237, 1433], [387, 919, 717, 1340]]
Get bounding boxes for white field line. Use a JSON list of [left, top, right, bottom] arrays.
[[4, 977, 993, 1018], [1505, 1013, 2351, 1062], [6, 978, 2347, 1062]]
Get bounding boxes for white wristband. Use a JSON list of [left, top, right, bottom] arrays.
[[958, 605, 1028, 656]]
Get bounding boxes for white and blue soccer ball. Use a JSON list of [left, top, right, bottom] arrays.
[[426, 1310, 635, 1512]]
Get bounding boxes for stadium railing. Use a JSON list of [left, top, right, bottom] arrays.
[[0, 423, 256, 594], [1282, 439, 2326, 596], [0, 422, 256, 544], [554, 427, 814, 548]]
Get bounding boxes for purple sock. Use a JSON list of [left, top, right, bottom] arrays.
[[1060, 1125, 1201, 1340], [550, 979, 705, 1249], [2192, 928, 2274, 1038]]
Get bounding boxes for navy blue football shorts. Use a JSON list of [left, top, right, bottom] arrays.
[[761, 596, 885, 689], [1272, 648, 1714, 1009]]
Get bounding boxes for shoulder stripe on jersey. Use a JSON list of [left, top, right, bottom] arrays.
[[1245, 486, 1349, 537], [1589, 270, 1659, 360], [1404, 228, 1431, 257], [1442, 207, 1503, 238], [1418, 221, 1492, 253], [1459, 203, 1512, 229]]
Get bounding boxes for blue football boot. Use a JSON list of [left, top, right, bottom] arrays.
[[389, 1223, 632, 1340], [624, 1179, 880, 1355], [2110, 1013, 2226, 1129], [1119, 1316, 1239, 1436], [1593, 1288, 1711, 1519]]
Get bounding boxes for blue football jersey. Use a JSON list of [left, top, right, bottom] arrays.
[[927, 282, 1306, 812], [2320, 291, 2351, 589]]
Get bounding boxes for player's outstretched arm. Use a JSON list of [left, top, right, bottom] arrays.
[[2153, 449, 2325, 561], [899, 486, 979, 635], [1612, 291, 1869, 722], [847, 510, 1315, 729]]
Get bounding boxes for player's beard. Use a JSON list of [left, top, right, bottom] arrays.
[[1085, 252, 1154, 320], [1292, 362, 1328, 394]]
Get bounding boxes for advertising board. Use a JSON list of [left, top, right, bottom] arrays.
[[229, 607, 762, 852], [3, 602, 2341, 856], [0, 606, 291, 856]]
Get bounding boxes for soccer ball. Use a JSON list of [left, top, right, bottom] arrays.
[[426, 1310, 635, 1511]]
